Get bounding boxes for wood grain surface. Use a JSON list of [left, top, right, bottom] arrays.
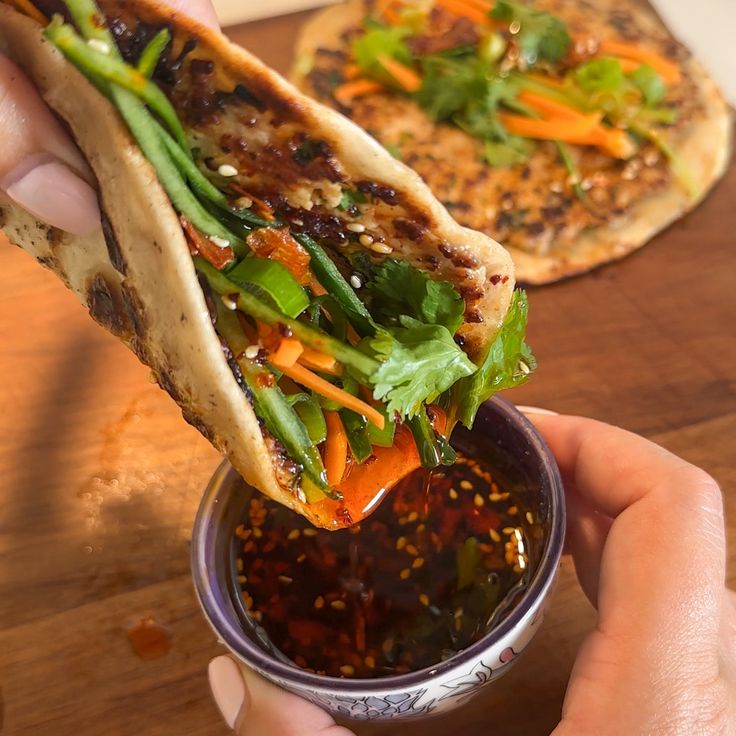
[[1, 10, 734, 736]]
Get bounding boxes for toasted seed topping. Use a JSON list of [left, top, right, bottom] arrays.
[[474, 493, 485, 507], [287, 529, 301, 541], [399, 568, 411, 580], [359, 233, 374, 247], [330, 600, 347, 611], [412, 557, 425, 569], [419, 593, 430, 606], [314, 596, 325, 610], [87, 39, 110, 54], [449, 488, 459, 500], [347, 222, 365, 233], [460, 480, 473, 490], [349, 274, 362, 289], [218, 164, 239, 177], [209, 235, 231, 249], [370, 242, 394, 254], [340, 665, 355, 676], [244, 345, 260, 359]]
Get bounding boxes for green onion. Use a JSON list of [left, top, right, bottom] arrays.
[[340, 410, 372, 464], [293, 233, 376, 337], [196, 258, 380, 378], [228, 257, 310, 319], [45, 20, 191, 154], [287, 394, 327, 444], [137, 28, 171, 78], [215, 302, 330, 492], [408, 407, 441, 469], [366, 406, 396, 447]]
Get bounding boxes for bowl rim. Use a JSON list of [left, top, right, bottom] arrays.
[[191, 396, 565, 692]]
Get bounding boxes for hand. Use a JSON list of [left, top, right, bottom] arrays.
[[0, 0, 218, 236], [208, 411, 735, 735]]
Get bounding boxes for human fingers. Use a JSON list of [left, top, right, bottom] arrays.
[[208, 656, 355, 736], [0, 54, 99, 235], [163, 0, 220, 28]]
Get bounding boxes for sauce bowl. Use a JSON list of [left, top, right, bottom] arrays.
[[191, 397, 565, 721]]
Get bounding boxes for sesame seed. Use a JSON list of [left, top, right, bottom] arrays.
[[244, 345, 260, 359], [489, 493, 504, 502], [399, 568, 411, 580], [396, 536, 407, 550], [364, 655, 376, 668], [519, 361, 531, 375], [236, 558, 244, 572], [252, 527, 263, 538], [509, 19, 521, 34], [526, 511, 535, 524], [347, 222, 365, 233], [296, 553, 306, 563], [218, 164, 239, 177], [412, 557, 424, 569], [303, 528, 317, 537], [252, 610, 262, 622], [349, 274, 362, 289], [407, 511, 419, 522], [508, 505, 518, 515], [314, 596, 325, 609], [359, 233, 374, 247], [209, 235, 231, 249], [489, 528, 501, 542], [243, 540, 255, 553], [503, 527, 516, 535], [370, 242, 394, 254], [419, 594, 430, 606], [474, 493, 485, 507], [460, 480, 473, 490], [221, 294, 237, 311], [287, 529, 301, 541], [234, 196, 253, 208], [406, 544, 419, 556], [278, 575, 293, 584], [297, 489, 307, 504], [339, 665, 355, 676], [330, 600, 346, 611], [237, 574, 247, 584], [449, 488, 459, 500], [398, 516, 408, 526], [88, 39, 111, 54]]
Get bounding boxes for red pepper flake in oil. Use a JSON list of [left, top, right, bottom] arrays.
[[234, 450, 537, 678]]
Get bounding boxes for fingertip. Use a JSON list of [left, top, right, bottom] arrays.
[[208, 655, 248, 730]]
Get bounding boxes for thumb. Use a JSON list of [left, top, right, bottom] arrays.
[[0, 54, 99, 235], [208, 655, 355, 736]]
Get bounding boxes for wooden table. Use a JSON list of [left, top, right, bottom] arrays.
[[1, 11, 734, 736]]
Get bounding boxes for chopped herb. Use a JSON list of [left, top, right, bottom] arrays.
[[628, 64, 666, 107]]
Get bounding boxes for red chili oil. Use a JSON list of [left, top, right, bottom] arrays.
[[233, 451, 538, 678]]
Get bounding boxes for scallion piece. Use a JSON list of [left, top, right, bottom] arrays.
[[287, 394, 327, 444], [408, 407, 442, 469], [340, 410, 372, 464], [137, 28, 171, 78]]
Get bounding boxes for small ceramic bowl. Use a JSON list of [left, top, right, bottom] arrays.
[[191, 397, 564, 721]]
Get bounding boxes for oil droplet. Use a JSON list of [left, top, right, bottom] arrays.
[[125, 616, 171, 660]]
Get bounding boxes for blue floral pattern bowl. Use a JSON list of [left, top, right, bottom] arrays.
[[192, 397, 565, 721]]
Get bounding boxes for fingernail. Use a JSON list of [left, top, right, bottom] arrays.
[[2, 159, 100, 236], [209, 655, 248, 730], [517, 405, 559, 416]]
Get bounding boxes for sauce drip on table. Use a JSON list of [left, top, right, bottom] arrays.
[[233, 451, 537, 678]]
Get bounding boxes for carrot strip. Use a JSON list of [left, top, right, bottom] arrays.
[[599, 40, 681, 85], [298, 347, 340, 374], [518, 91, 586, 119], [612, 56, 642, 73], [568, 126, 635, 159], [180, 217, 234, 270], [525, 73, 566, 90], [499, 112, 601, 141], [324, 411, 349, 485], [334, 79, 384, 106], [435, 0, 488, 25], [8, 0, 47, 24], [378, 55, 422, 93], [270, 338, 304, 368], [463, 0, 493, 11], [273, 362, 385, 430], [309, 277, 327, 297], [343, 63, 362, 80]]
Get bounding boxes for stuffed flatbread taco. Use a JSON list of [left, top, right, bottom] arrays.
[[0, 0, 532, 528]]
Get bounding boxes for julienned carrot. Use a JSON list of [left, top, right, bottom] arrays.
[[377, 55, 422, 93], [180, 217, 234, 270], [435, 0, 488, 26], [599, 40, 681, 85], [499, 112, 601, 141], [273, 361, 386, 430], [518, 91, 585, 119], [612, 57, 641, 73], [324, 411, 349, 485], [569, 126, 635, 159], [343, 63, 362, 80], [463, 0, 493, 12], [298, 347, 340, 375], [334, 79, 384, 106], [9, 0, 48, 24], [525, 73, 566, 90], [270, 338, 304, 368]]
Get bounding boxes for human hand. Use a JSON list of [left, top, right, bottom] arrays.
[[0, 0, 218, 235], [208, 411, 735, 735]]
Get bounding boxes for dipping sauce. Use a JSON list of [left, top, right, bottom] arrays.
[[233, 450, 539, 678]]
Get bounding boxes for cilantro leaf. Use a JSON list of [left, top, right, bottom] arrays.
[[491, 1, 570, 64], [574, 57, 625, 94], [352, 23, 412, 79], [368, 317, 477, 418], [455, 290, 535, 427], [627, 64, 666, 107], [368, 259, 465, 333]]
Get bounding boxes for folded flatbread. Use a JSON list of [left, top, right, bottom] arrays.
[[0, 0, 529, 528], [293, 0, 732, 284]]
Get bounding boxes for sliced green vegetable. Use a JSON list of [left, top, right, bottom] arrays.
[[456, 537, 481, 591], [408, 407, 441, 469], [287, 394, 327, 444], [627, 64, 666, 107], [366, 406, 396, 448], [340, 410, 372, 464], [215, 302, 330, 492], [137, 28, 171, 78], [228, 257, 309, 319], [293, 233, 376, 337], [196, 258, 380, 378]]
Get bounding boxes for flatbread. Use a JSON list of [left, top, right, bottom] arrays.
[[293, 0, 733, 284], [0, 0, 514, 527]]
